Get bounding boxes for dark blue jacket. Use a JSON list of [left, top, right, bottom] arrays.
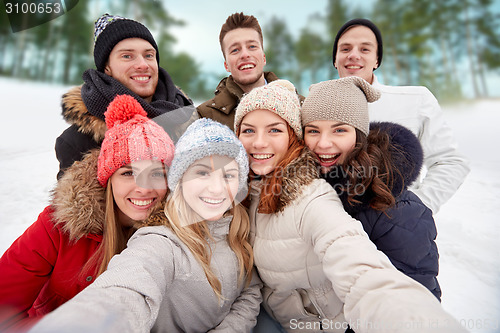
[[322, 122, 441, 300]]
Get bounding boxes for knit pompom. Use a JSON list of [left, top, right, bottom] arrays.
[[104, 95, 148, 129]]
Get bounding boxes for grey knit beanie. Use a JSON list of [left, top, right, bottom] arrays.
[[168, 118, 249, 196], [93, 13, 159, 72], [301, 77, 380, 135]]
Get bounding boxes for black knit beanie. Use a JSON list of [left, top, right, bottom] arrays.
[[93, 14, 160, 73], [332, 18, 383, 71]]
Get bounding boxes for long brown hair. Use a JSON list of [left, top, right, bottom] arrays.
[[257, 125, 305, 214], [80, 181, 136, 277], [340, 128, 401, 212], [81, 183, 140, 279]]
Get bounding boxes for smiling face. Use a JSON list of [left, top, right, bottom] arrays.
[[334, 26, 379, 84], [238, 109, 289, 176], [105, 38, 159, 103], [110, 160, 167, 227], [304, 120, 357, 173], [222, 28, 266, 93], [181, 156, 239, 222]]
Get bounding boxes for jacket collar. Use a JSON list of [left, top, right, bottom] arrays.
[[51, 149, 106, 240], [61, 68, 194, 143], [209, 72, 280, 115], [61, 85, 107, 143], [251, 147, 319, 212], [207, 216, 232, 242]]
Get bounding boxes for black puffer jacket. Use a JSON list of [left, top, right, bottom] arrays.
[[322, 122, 441, 300]]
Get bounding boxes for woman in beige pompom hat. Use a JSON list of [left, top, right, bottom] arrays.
[[235, 79, 463, 333]]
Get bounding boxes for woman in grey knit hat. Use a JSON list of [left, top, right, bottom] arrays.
[[30, 118, 261, 333], [302, 76, 441, 302]]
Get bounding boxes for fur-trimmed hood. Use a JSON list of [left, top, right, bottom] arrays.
[[51, 149, 105, 240], [252, 147, 319, 212], [61, 86, 108, 143], [371, 121, 423, 192], [323, 121, 423, 213]]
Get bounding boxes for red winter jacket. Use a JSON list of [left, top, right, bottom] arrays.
[[0, 150, 106, 332]]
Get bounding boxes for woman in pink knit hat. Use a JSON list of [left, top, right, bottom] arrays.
[[0, 95, 174, 332]]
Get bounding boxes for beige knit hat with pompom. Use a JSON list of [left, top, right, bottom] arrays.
[[301, 76, 380, 135]]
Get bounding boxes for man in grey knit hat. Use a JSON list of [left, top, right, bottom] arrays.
[[332, 18, 470, 214]]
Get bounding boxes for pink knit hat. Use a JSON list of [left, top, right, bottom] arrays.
[[97, 95, 175, 186]]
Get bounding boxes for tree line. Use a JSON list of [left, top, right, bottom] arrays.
[[1, 0, 498, 101]]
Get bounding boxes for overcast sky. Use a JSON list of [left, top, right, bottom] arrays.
[[165, 0, 360, 75]]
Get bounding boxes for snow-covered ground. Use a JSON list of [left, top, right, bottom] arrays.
[[0, 77, 499, 332]]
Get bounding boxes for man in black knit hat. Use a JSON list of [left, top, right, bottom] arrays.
[[55, 14, 195, 179], [332, 18, 469, 214]]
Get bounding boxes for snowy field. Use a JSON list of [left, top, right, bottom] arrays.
[[0, 77, 499, 332]]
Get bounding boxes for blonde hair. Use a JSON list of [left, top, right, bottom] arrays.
[[164, 183, 253, 300]]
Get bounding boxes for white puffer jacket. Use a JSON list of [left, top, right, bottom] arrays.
[[249, 149, 467, 333], [370, 75, 470, 213]]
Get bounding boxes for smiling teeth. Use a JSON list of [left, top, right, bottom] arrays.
[[319, 154, 338, 159], [130, 199, 153, 206], [201, 198, 224, 204], [253, 154, 273, 160], [347, 66, 361, 69], [133, 76, 149, 81], [240, 64, 254, 70]]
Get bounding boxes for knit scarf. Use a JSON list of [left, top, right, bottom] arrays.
[[81, 67, 192, 120]]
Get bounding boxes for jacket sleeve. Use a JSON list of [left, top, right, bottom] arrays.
[[55, 125, 100, 180], [410, 88, 470, 213], [298, 185, 466, 333], [0, 207, 59, 331], [209, 268, 262, 332], [363, 192, 441, 300], [29, 229, 176, 333]]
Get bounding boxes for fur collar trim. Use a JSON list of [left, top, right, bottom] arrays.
[[276, 147, 319, 211], [61, 86, 107, 143], [51, 149, 105, 240]]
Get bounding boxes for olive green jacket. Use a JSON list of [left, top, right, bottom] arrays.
[[197, 72, 303, 130]]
